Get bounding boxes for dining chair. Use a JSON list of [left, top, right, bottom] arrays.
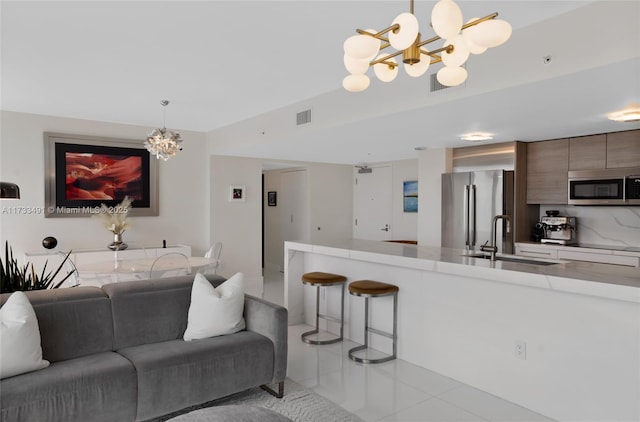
[[148, 252, 192, 279], [203, 242, 223, 274]]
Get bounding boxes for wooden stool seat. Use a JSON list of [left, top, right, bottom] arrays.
[[348, 279, 399, 364], [302, 272, 347, 285], [348, 280, 399, 296], [301, 271, 346, 345]]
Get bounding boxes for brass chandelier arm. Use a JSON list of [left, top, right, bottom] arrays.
[[462, 13, 498, 30], [370, 49, 404, 66], [371, 43, 451, 68], [356, 22, 400, 41], [417, 34, 441, 48]]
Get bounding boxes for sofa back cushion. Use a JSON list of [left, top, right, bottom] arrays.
[[0, 287, 114, 362], [102, 274, 226, 349]]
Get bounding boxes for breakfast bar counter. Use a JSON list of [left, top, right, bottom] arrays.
[[284, 239, 640, 422]]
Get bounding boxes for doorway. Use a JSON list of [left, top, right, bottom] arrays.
[[353, 165, 393, 240]]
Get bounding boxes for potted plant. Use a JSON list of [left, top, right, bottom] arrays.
[[0, 241, 75, 293]]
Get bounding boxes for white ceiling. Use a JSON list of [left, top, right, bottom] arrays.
[[2, 1, 639, 165]]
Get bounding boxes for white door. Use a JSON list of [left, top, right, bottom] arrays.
[[280, 170, 309, 244], [353, 166, 393, 240]]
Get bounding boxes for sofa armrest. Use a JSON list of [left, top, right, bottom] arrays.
[[244, 295, 288, 384]]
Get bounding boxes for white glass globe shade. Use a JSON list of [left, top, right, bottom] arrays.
[[373, 54, 398, 82], [404, 53, 430, 77], [462, 18, 488, 54], [441, 35, 469, 67], [431, 0, 463, 40], [344, 54, 369, 75], [343, 74, 370, 92], [437, 66, 467, 87], [389, 13, 419, 50], [343, 32, 381, 60], [465, 19, 512, 48]]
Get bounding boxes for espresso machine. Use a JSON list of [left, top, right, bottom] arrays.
[[539, 212, 577, 245]]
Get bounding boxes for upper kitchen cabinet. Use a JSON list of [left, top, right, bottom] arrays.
[[527, 139, 569, 204], [606, 130, 640, 168], [569, 135, 606, 170]]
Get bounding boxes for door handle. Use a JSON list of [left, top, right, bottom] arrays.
[[381, 224, 389, 232], [464, 185, 469, 247], [471, 185, 477, 247]]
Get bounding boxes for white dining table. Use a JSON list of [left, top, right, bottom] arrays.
[[76, 256, 219, 286]]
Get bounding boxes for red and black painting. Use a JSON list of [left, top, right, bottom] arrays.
[[55, 143, 151, 208]]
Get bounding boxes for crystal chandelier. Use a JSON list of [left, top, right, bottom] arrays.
[[145, 100, 183, 161], [342, 0, 512, 92]]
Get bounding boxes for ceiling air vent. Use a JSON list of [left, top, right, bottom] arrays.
[[430, 73, 449, 92], [296, 109, 312, 126], [430, 65, 467, 92]]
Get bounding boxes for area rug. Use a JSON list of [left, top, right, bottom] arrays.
[[148, 379, 363, 422]]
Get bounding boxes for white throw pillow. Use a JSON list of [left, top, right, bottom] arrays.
[[0, 291, 50, 379], [184, 272, 246, 341]]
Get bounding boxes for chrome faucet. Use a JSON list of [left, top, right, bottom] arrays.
[[480, 214, 511, 261]]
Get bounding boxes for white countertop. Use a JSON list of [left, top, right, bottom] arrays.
[[286, 239, 640, 303]]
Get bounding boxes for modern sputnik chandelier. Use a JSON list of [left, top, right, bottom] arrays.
[[342, 0, 512, 92], [145, 100, 183, 161]]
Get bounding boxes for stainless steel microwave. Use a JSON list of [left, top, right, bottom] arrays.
[[568, 168, 640, 205]]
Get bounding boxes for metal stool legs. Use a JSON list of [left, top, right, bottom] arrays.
[[348, 292, 397, 364], [301, 283, 345, 345]]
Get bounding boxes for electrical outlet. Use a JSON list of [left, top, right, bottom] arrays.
[[514, 340, 527, 360]]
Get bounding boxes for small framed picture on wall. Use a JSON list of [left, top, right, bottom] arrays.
[[229, 185, 246, 202], [403, 180, 418, 212], [268, 191, 277, 206]]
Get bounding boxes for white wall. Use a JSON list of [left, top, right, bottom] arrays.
[[263, 169, 284, 271], [351, 159, 419, 241], [391, 159, 418, 240], [263, 162, 352, 272], [418, 148, 452, 246], [0, 111, 209, 260], [307, 162, 352, 244], [210, 155, 263, 296]]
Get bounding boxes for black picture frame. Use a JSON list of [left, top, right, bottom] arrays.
[[44, 132, 159, 217], [268, 191, 277, 206]]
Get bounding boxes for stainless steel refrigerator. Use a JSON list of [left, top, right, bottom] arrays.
[[441, 170, 514, 253]]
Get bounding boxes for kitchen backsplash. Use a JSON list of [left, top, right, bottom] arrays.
[[540, 206, 640, 248]]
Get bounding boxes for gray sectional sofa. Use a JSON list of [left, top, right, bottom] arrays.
[[0, 274, 288, 422]]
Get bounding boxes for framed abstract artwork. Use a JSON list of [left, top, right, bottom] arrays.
[[403, 180, 418, 213], [44, 132, 159, 217]]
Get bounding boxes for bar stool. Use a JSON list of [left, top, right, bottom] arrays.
[[348, 280, 399, 364], [301, 271, 347, 345]]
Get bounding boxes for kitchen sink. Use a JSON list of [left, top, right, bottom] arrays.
[[462, 252, 560, 266]]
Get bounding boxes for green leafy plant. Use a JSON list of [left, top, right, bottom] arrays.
[[0, 241, 75, 293]]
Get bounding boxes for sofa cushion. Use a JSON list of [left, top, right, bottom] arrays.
[[184, 272, 245, 341], [0, 287, 114, 362], [102, 274, 226, 349], [118, 331, 274, 421], [0, 351, 137, 422], [0, 291, 50, 379]]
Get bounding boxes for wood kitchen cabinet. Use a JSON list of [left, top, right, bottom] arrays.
[[569, 134, 606, 170], [606, 130, 640, 168], [527, 139, 569, 204]]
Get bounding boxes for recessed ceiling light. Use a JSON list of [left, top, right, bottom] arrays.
[[460, 132, 493, 142], [607, 102, 640, 122], [414, 146, 427, 151]]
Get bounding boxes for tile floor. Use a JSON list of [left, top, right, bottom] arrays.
[[262, 268, 555, 422]]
